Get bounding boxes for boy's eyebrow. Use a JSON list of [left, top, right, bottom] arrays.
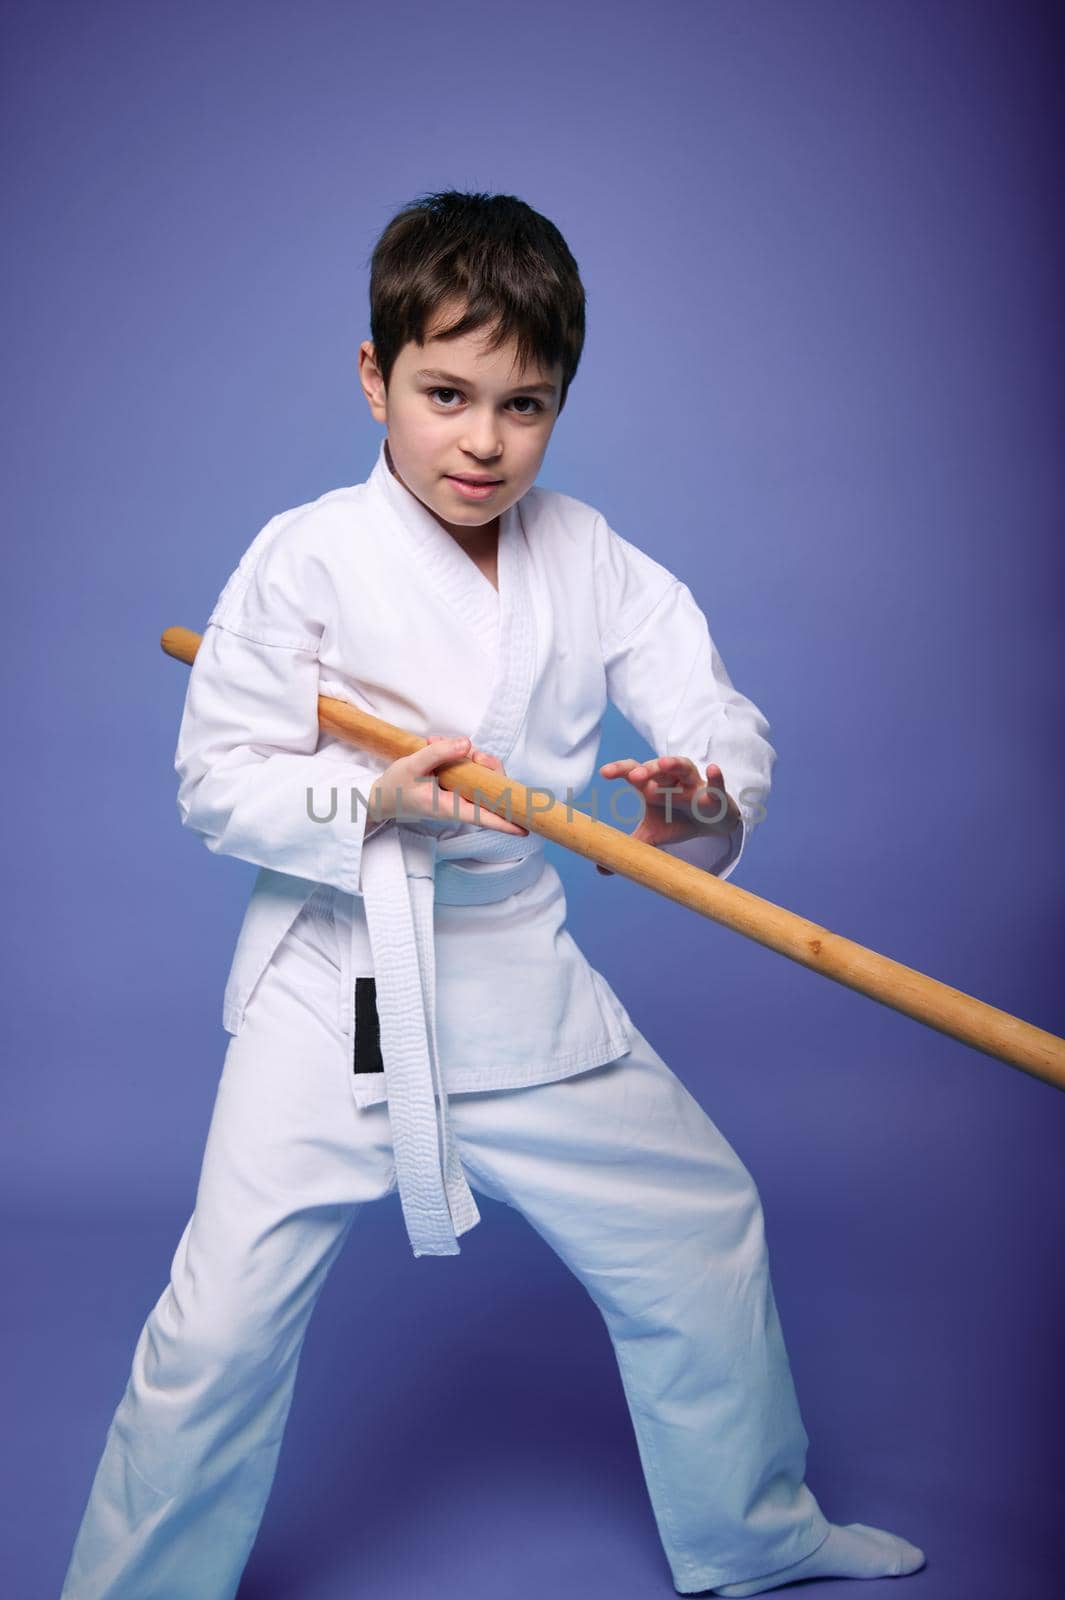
[[415, 367, 558, 396]]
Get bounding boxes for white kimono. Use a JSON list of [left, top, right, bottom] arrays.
[[174, 437, 776, 1257]]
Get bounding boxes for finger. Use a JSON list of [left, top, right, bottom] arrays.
[[410, 736, 471, 772], [596, 863, 614, 876], [699, 764, 728, 804], [693, 781, 730, 823], [602, 758, 660, 787], [629, 757, 691, 783], [622, 762, 688, 793], [643, 755, 699, 785]]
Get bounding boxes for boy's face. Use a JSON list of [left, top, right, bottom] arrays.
[[358, 303, 563, 545]]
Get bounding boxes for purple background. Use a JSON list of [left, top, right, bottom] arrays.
[[3, 1, 1063, 1595]]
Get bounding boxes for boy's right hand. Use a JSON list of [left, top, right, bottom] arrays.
[[367, 736, 529, 836]]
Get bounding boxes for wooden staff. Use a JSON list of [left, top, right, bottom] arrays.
[[162, 625, 1065, 1093]]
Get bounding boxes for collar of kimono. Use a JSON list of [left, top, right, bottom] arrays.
[[353, 440, 545, 1256], [366, 437, 525, 667]]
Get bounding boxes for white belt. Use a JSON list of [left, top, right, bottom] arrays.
[[356, 823, 546, 1258]]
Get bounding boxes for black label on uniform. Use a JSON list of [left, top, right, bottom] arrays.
[[353, 977, 384, 1075]]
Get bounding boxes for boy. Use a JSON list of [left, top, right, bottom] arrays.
[[61, 190, 925, 1597]]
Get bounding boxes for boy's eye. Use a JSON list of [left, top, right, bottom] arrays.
[[427, 387, 544, 416]]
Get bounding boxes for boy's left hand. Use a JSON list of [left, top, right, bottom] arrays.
[[595, 756, 740, 876]]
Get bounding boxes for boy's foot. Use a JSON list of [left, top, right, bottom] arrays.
[[711, 1521, 926, 1596]]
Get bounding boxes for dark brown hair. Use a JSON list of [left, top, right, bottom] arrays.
[[367, 189, 586, 414]]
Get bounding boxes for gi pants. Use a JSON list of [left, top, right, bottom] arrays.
[[61, 903, 831, 1598]]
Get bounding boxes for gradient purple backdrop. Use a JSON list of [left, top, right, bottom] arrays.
[[2, 1, 1063, 1596]]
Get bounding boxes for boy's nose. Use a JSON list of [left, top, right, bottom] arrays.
[[459, 422, 503, 461]]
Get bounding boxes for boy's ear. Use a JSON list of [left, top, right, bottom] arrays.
[[358, 340, 388, 422]]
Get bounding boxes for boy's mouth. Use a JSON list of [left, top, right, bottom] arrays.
[[446, 474, 503, 500]]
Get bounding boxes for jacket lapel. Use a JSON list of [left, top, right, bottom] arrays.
[[471, 494, 537, 766], [368, 438, 500, 660], [365, 438, 538, 766]]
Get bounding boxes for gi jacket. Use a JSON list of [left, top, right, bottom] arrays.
[[175, 437, 776, 1109]]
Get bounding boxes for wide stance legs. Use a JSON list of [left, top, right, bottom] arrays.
[[62, 912, 831, 1596], [452, 1047, 831, 1592]]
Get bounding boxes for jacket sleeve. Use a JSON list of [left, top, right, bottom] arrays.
[[593, 515, 776, 881], [174, 511, 392, 894]]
